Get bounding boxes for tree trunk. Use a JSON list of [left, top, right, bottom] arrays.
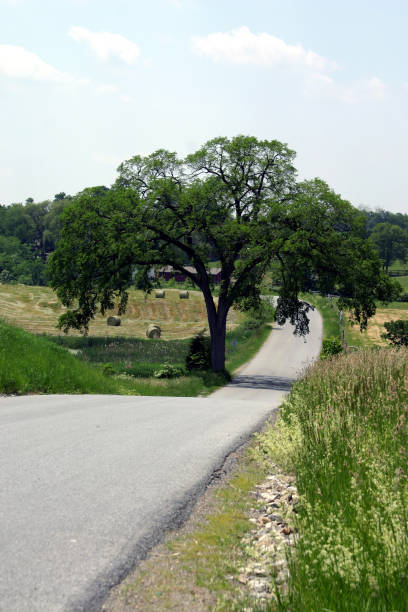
[[198, 269, 230, 372], [209, 314, 227, 371], [204, 297, 229, 372]]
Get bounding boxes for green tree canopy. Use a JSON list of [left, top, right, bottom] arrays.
[[48, 135, 399, 371]]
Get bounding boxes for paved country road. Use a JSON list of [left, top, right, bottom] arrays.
[[0, 308, 322, 612]]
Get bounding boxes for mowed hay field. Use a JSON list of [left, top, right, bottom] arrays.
[[347, 300, 408, 347], [0, 284, 241, 339]]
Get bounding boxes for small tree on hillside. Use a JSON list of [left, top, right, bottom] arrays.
[[48, 136, 399, 371]]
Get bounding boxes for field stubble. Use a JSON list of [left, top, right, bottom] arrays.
[[0, 285, 241, 339]]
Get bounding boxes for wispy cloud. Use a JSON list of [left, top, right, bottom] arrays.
[[304, 72, 388, 103], [0, 45, 71, 82], [191, 26, 337, 72], [68, 26, 140, 65], [96, 83, 119, 95], [365, 76, 387, 99], [119, 94, 133, 103]]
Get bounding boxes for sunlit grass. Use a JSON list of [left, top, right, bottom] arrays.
[[258, 348, 408, 611]]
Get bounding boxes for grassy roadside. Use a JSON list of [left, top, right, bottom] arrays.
[[301, 293, 341, 339], [264, 347, 408, 611]]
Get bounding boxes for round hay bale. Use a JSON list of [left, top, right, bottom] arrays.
[[107, 316, 121, 327], [155, 290, 165, 298], [179, 290, 189, 299], [146, 324, 161, 339]]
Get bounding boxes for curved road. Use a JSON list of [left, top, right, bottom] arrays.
[[0, 308, 322, 611]]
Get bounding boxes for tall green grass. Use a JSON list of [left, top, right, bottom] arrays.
[[48, 334, 191, 364], [263, 348, 408, 611]]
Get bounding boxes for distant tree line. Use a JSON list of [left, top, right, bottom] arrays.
[[362, 209, 408, 272], [0, 193, 72, 284], [0, 187, 407, 286]]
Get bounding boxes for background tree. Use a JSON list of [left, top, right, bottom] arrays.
[[48, 136, 399, 371], [362, 208, 408, 235], [369, 222, 408, 271], [0, 196, 73, 285]]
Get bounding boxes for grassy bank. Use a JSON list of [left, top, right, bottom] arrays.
[[0, 311, 272, 396], [0, 319, 211, 396], [260, 347, 408, 610], [0, 318, 133, 395]]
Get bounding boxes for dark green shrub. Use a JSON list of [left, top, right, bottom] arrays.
[[186, 332, 211, 371], [382, 319, 408, 346], [321, 337, 343, 359]]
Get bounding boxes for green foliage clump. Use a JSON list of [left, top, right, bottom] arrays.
[[186, 332, 211, 371], [153, 363, 184, 378], [321, 336, 343, 359], [382, 319, 408, 347], [102, 363, 116, 376]]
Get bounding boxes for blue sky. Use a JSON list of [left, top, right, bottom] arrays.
[[0, 0, 407, 213]]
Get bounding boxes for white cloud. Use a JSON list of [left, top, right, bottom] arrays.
[[0, 45, 71, 82], [119, 94, 133, 103], [365, 76, 387, 99], [68, 26, 140, 65], [191, 26, 336, 72], [96, 83, 118, 94], [304, 72, 389, 104]]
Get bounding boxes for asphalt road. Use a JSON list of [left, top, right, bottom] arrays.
[[0, 308, 322, 612]]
